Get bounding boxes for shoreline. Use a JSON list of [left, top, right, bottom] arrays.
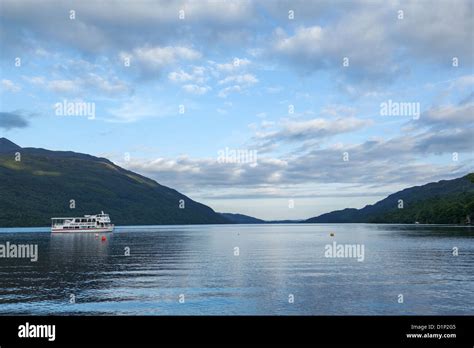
[[0, 222, 472, 233]]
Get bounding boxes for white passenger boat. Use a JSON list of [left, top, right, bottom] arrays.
[[51, 211, 114, 233]]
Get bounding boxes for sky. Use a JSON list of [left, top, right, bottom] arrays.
[[0, 0, 473, 220]]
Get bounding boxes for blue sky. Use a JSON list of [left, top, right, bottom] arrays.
[[0, 0, 473, 220]]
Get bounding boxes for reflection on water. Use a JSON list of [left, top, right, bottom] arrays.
[[0, 224, 472, 315]]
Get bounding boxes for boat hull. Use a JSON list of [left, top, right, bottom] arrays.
[[51, 226, 114, 233]]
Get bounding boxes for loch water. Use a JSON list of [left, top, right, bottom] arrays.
[[0, 224, 472, 315]]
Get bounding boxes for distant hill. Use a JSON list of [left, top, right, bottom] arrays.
[[305, 174, 474, 224], [219, 212, 304, 224], [266, 219, 305, 224], [219, 213, 265, 224], [0, 137, 21, 152], [0, 138, 229, 227]]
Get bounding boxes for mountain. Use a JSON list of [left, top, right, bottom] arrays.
[[219, 213, 306, 224], [0, 137, 21, 152], [219, 213, 265, 224], [305, 174, 474, 224], [266, 219, 305, 224], [0, 138, 229, 227]]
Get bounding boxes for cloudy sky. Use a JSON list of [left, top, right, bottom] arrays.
[[0, 0, 473, 220]]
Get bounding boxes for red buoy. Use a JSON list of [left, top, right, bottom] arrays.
[[101, 236, 106, 241]]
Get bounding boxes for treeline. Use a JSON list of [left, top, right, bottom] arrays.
[[371, 192, 474, 224]]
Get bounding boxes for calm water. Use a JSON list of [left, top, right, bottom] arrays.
[[0, 224, 473, 315]]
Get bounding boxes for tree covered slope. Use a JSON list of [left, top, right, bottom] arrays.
[[0, 138, 229, 227], [306, 174, 474, 224]]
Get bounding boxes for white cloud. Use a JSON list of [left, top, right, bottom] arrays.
[[182, 84, 211, 95], [84, 73, 130, 95], [265, 86, 283, 94], [272, 15, 395, 85], [274, 26, 324, 57], [395, 0, 473, 63], [260, 120, 275, 128], [48, 80, 78, 93], [121, 131, 471, 195], [106, 97, 174, 123], [168, 66, 207, 84], [449, 75, 474, 90], [215, 57, 251, 73], [422, 102, 474, 126], [1, 79, 21, 92], [22, 74, 130, 96], [22, 76, 45, 85], [121, 46, 201, 76], [216, 72, 258, 98], [0, 0, 257, 56], [321, 105, 356, 118], [168, 66, 211, 94], [218, 73, 258, 85], [270, 1, 473, 90], [168, 70, 194, 83], [218, 85, 241, 98], [256, 117, 372, 145]]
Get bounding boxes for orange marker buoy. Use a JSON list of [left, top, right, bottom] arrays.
[[101, 236, 106, 241]]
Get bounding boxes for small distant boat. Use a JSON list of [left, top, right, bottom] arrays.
[[51, 211, 114, 233]]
